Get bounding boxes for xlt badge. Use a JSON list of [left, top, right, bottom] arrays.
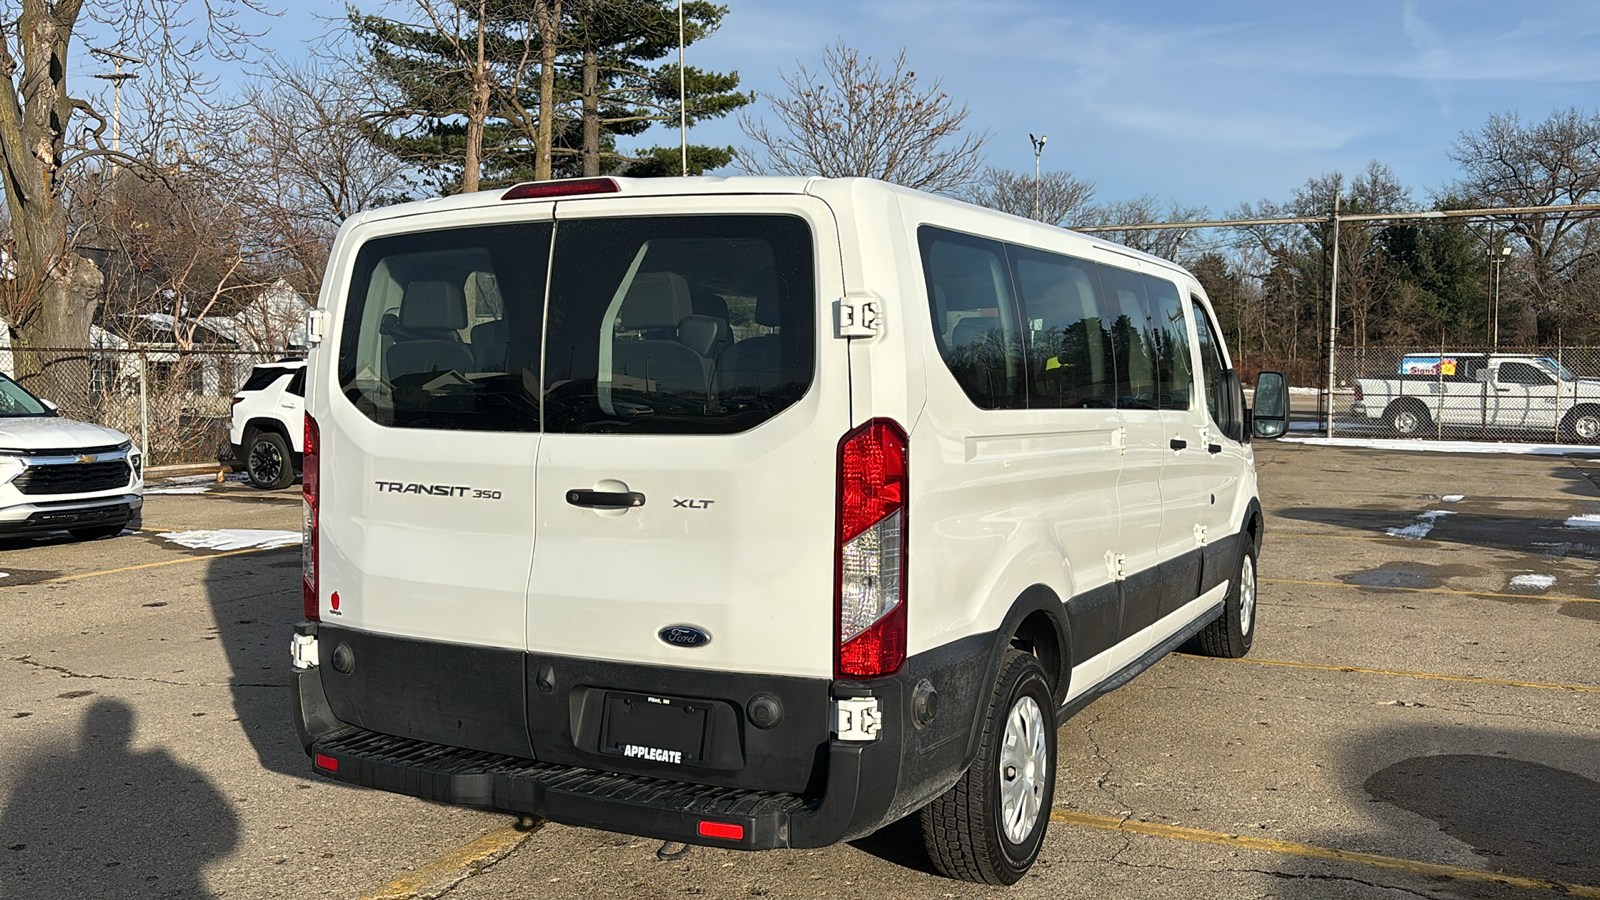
[[672, 498, 715, 509]]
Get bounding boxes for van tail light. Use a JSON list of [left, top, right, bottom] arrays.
[[302, 413, 320, 621], [835, 419, 908, 679]]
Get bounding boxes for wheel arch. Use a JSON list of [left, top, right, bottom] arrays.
[[961, 585, 1071, 764]]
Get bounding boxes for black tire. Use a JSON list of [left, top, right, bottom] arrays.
[[69, 524, 126, 541], [921, 650, 1056, 885], [244, 429, 296, 490], [1384, 400, 1431, 437], [1193, 540, 1258, 658], [1561, 406, 1600, 444]]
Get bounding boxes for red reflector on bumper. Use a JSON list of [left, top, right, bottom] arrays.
[[314, 753, 339, 772], [697, 821, 744, 841]]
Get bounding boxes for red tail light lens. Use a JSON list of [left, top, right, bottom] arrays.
[[302, 413, 320, 621], [835, 419, 908, 679], [501, 177, 620, 201], [696, 821, 744, 841]]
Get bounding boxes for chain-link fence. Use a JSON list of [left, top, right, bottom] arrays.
[[1328, 346, 1600, 444], [2, 347, 286, 465]]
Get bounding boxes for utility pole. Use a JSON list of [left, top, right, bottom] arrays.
[[1029, 134, 1047, 221], [91, 48, 143, 159]]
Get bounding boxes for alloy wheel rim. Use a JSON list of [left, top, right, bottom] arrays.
[[1239, 553, 1256, 635], [1579, 417, 1600, 441], [1395, 411, 1418, 432], [250, 441, 282, 484], [998, 694, 1048, 844]]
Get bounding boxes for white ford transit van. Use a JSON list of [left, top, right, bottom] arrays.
[[290, 176, 1285, 885]]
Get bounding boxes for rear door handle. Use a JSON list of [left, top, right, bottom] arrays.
[[566, 489, 646, 509], [1169, 438, 1187, 451]]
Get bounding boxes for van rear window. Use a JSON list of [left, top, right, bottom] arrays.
[[541, 214, 815, 435], [338, 223, 550, 432]]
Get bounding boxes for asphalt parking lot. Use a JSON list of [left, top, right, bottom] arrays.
[[2, 442, 1598, 900]]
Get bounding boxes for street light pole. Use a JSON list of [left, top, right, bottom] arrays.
[[1492, 244, 1511, 350], [678, 0, 688, 176], [1029, 134, 1047, 221]]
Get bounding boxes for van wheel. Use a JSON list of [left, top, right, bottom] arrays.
[[245, 429, 295, 490], [1193, 541, 1257, 658], [921, 650, 1056, 885], [1561, 406, 1600, 444], [1384, 400, 1430, 437]]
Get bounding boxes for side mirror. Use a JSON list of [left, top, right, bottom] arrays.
[[1252, 371, 1288, 439]]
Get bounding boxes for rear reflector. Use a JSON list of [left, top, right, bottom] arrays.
[[697, 821, 744, 841], [501, 178, 620, 201], [313, 753, 338, 772]]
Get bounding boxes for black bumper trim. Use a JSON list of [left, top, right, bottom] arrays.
[[0, 502, 134, 535]]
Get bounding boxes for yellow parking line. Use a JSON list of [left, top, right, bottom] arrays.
[[4, 544, 287, 587], [361, 822, 538, 900], [1181, 654, 1600, 694], [1262, 576, 1600, 604], [1050, 810, 1600, 897]]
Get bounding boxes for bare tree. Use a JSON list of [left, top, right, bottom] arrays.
[[966, 167, 1094, 226], [207, 60, 410, 300], [1076, 195, 1210, 262], [0, 0, 271, 407], [1452, 108, 1600, 338], [737, 42, 987, 194]]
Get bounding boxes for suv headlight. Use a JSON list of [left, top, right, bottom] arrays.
[[0, 454, 23, 485]]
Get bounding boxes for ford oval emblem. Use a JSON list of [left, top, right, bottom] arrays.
[[658, 625, 712, 648]]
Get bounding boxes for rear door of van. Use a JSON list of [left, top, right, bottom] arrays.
[[317, 206, 554, 757], [526, 195, 848, 747]]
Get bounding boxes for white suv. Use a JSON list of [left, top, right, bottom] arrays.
[[224, 359, 305, 489], [0, 372, 143, 540], [290, 176, 1286, 885]]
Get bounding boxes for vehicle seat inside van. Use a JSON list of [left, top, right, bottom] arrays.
[[614, 272, 710, 395], [715, 293, 783, 396], [470, 319, 509, 372], [387, 280, 475, 379]]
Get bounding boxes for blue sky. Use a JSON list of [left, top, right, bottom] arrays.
[[76, 0, 1600, 213]]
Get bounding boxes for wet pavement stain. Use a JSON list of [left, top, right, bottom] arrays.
[[1339, 562, 1485, 590], [1558, 602, 1600, 622]]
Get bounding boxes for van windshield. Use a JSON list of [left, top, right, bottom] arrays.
[[542, 214, 816, 435]]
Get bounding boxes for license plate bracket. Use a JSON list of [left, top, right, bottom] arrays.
[[598, 691, 709, 766]]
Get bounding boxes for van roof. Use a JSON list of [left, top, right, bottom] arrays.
[[349, 175, 1190, 279]]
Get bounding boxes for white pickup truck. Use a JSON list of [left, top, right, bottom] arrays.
[[1351, 353, 1600, 442]]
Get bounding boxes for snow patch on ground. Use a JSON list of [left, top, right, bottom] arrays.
[[158, 529, 301, 552], [1442, 495, 1465, 503], [1385, 510, 1454, 540], [1282, 436, 1584, 455], [1564, 515, 1600, 531], [1509, 574, 1556, 590], [144, 484, 214, 495]]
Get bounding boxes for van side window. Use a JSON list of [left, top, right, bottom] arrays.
[[338, 222, 549, 432], [1010, 246, 1115, 408], [1097, 264, 1159, 410], [1143, 275, 1192, 411], [1191, 297, 1228, 430], [542, 214, 815, 435], [919, 227, 1025, 409]]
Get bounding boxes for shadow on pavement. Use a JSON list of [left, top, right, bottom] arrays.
[[0, 699, 239, 899], [201, 547, 308, 777]]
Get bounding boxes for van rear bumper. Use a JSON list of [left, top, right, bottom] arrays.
[[291, 624, 988, 849]]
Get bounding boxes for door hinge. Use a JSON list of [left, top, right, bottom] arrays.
[[1194, 523, 1209, 546], [834, 696, 882, 741], [304, 309, 328, 345], [1105, 550, 1127, 581], [1111, 426, 1127, 456], [834, 293, 882, 338]]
